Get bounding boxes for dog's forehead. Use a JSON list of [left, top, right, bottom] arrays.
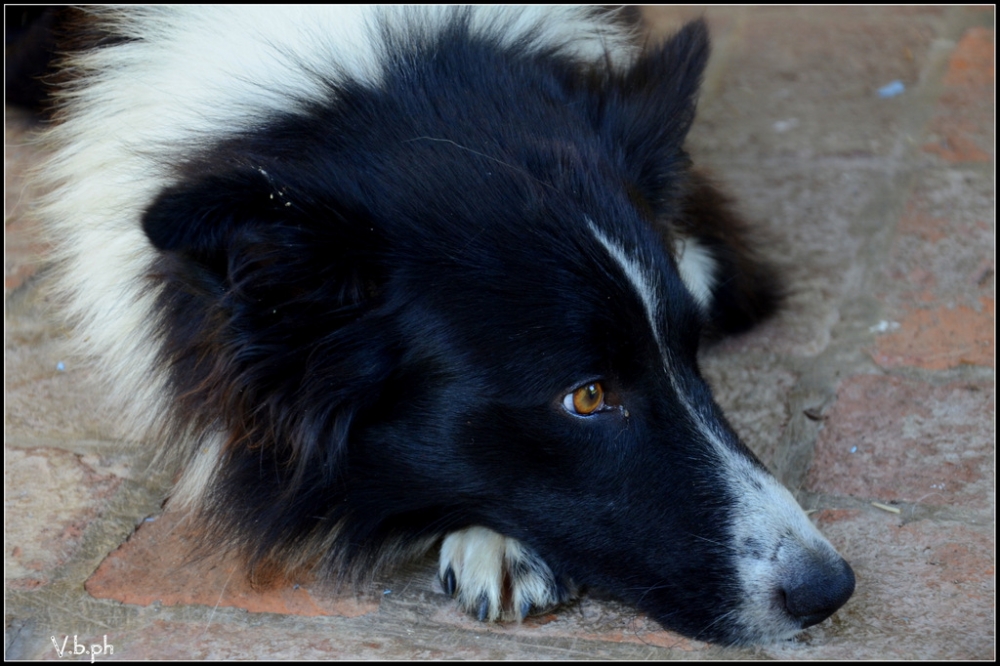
[[585, 219, 665, 348], [452, 211, 667, 299], [416, 209, 685, 364]]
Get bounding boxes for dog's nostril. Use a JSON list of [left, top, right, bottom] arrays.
[[782, 555, 855, 628]]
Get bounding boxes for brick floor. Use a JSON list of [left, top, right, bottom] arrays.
[[5, 6, 994, 660]]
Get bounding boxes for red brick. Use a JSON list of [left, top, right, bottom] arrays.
[[4, 448, 124, 589], [874, 165, 994, 370], [807, 375, 994, 509], [881, 172, 994, 311], [943, 27, 995, 88], [84, 510, 380, 617], [922, 27, 994, 163], [921, 129, 992, 163], [872, 298, 994, 370]]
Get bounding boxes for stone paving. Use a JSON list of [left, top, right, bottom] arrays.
[[5, 6, 994, 660]]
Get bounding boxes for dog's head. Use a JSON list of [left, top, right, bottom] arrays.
[[141, 19, 853, 644]]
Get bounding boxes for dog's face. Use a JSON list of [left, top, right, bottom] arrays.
[[141, 19, 853, 644], [336, 181, 852, 644]]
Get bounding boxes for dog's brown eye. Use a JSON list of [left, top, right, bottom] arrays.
[[564, 382, 605, 416]]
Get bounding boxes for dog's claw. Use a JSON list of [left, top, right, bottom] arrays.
[[476, 594, 490, 622], [441, 566, 456, 596]]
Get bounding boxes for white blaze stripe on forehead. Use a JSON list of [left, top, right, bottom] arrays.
[[587, 219, 841, 639], [587, 221, 739, 470], [587, 220, 665, 352]]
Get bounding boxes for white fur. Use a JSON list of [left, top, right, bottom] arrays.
[[673, 236, 717, 310], [439, 527, 569, 622], [39, 5, 639, 488], [168, 436, 224, 508]]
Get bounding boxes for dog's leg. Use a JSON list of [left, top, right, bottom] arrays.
[[439, 527, 576, 621]]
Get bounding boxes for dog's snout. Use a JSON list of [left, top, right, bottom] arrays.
[[781, 552, 855, 628]]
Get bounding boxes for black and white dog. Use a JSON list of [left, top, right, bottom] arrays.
[[35, 6, 854, 645]]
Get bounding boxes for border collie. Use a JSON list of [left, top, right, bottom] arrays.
[[34, 6, 854, 645]]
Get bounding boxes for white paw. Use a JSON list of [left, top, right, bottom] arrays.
[[438, 526, 576, 621]]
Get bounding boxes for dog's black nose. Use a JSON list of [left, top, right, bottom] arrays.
[[782, 554, 855, 628]]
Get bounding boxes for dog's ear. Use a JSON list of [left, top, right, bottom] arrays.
[[668, 172, 784, 337], [597, 19, 709, 216], [143, 166, 393, 491], [142, 168, 280, 257], [143, 165, 384, 308], [595, 23, 782, 336]]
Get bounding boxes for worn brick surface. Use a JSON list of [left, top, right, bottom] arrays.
[[703, 166, 889, 358], [872, 300, 994, 369], [807, 375, 994, 511], [4, 447, 126, 590], [922, 26, 995, 164], [691, 11, 943, 160], [85, 511, 381, 619], [5, 6, 995, 661], [883, 169, 994, 309], [873, 166, 994, 369]]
